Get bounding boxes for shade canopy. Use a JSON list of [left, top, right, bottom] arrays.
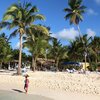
[[62, 62, 80, 66]]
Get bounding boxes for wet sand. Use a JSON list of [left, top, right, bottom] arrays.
[[0, 90, 53, 100]]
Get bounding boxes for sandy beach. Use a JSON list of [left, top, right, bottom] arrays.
[[0, 90, 53, 100], [0, 70, 100, 100]]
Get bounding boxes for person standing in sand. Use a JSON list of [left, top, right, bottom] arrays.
[[24, 74, 29, 94]]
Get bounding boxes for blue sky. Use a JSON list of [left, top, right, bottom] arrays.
[[0, 0, 100, 51]]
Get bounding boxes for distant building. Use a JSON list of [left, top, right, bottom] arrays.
[[62, 61, 90, 70], [79, 62, 90, 70]]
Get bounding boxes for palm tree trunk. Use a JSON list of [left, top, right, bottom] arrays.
[[55, 58, 59, 71], [77, 25, 82, 38], [88, 54, 91, 70], [85, 54, 87, 71], [8, 62, 10, 70], [32, 54, 37, 71], [95, 58, 98, 70], [77, 25, 87, 72], [77, 25, 85, 43], [0, 62, 2, 69], [17, 33, 22, 75]]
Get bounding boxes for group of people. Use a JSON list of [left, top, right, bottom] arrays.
[[66, 68, 76, 73]]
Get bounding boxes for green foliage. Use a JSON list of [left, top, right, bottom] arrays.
[[68, 34, 94, 62], [2, 1, 46, 37], [12, 49, 19, 60], [64, 0, 86, 25], [90, 36, 100, 61], [0, 33, 12, 63], [12, 49, 31, 62], [49, 39, 67, 59], [23, 26, 50, 71], [24, 33, 49, 58], [48, 38, 68, 69], [0, 0, 99, 72], [1, 1, 48, 73], [88, 62, 97, 71]]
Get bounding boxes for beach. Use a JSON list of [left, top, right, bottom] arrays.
[[0, 70, 100, 100], [0, 90, 53, 100]]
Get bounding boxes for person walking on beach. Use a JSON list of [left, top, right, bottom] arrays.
[[24, 74, 29, 94]]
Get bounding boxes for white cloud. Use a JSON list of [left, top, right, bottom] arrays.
[[51, 28, 96, 42], [86, 28, 96, 38], [50, 33, 57, 38], [87, 8, 98, 15], [95, 0, 100, 4], [50, 27, 79, 41]]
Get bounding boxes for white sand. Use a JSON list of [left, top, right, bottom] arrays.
[[0, 71, 100, 100]]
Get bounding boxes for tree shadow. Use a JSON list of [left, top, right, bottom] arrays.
[[12, 89, 24, 93]]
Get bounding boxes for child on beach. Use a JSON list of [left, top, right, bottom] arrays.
[[24, 74, 29, 94]]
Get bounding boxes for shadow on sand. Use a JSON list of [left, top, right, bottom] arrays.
[[0, 70, 10, 73], [12, 89, 24, 93]]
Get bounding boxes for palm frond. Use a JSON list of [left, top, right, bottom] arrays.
[[64, 13, 72, 20], [25, 2, 32, 10], [30, 25, 49, 36], [76, 0, 82, 5], [7, 4, 18, 13], [25, 16, 35, 24], [33, 14, 45, 20], [79, 6, 86, 10], [68, 0, 77, 9], [26, 14, 45, 25], [29, 6, 38, 14], [64, 8, 72, 12], [3, 14, 14, 21], [64, 0, 86, 25], [18, 10, 22, 19], [9, 29, 18, 39], [0, 22, 11, 29], [8, 21, 18, 29]]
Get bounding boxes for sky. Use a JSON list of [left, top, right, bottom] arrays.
[[0, 0, 100, 52]]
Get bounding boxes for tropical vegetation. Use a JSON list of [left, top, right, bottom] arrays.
[[0, 0, 100, 73], [1, 1, 49, 74]]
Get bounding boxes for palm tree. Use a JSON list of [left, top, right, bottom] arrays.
[[0, 33, 12, 69], [91, 36, 100, 64], [23, 25, 50, 71], [64, 0, 86, 37], [2, 1, 48, 74], [68, 38, 80, 62], [23, 33, 49, 71], [64, 0, 87, 70], [80, 35, 92, 70], [49, 38, 68, 71], [68, 34, 94, 70]]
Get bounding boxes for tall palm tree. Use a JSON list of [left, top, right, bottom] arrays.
[[64, 0, 86, 37], [64, 0, 87, 70], [2, 1, 48, 74]]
